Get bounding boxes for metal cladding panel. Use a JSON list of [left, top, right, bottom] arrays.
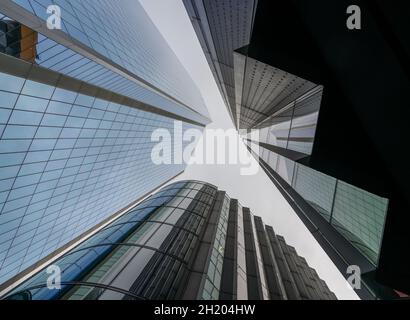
[[184, 0, 256, 123], [237, 55, 318, 129], [219, 199, 238, 300], [277, 237, 311, 300], [253, 216, 285, 300], [242, 208, 263, 300], [203, 0, 255, 66], [266, 226, 300, 300]]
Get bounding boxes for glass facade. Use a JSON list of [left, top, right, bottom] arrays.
[[236, 202, 247, 299], [9, 0, 209, 119], [250, 212, 269, 299], [4, 181, 336, 300], [254, 142, 389, 265], [331, 182, 388, 264], [201, 192, 229, 300], [186, 0, 400, 299], [4, 181, 219, 299], [0, 69, 201, 284], [293, 164, 337, 220], [0, 0, 210, 287], [0, 12, 208, 125]]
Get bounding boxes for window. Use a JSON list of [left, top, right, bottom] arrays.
[[15, 95, 49, 112], [21, 80, 55, 99]]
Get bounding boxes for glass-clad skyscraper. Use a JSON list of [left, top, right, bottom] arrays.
[[0, 0, 210, 288], [183, 0, 404, 299], [2, 181, 336, 300]]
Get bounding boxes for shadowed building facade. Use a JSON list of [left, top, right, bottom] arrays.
[[2, 181, 336, 300], [184, 0, 410, 299]]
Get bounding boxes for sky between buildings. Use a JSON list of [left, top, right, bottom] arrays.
[[139, 0, 359, 300]]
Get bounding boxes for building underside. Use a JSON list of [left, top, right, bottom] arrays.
[[185, 0, 410, 299]]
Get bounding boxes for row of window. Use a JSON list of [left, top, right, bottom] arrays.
[[8, 0, 208, 118], [6, 182, 217, 299], [0, 69, 199, 283], [257, 143, 388, 265]]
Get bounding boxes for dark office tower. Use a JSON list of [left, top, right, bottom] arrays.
[[1, 181, 336, 300], [184, 0, 410, 299], [0, 1, 210, 287]]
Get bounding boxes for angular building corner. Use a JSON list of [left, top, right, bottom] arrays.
[[2, 181, 337, 300], [183, 0, 410, 299], [0, 0, 210, 288]]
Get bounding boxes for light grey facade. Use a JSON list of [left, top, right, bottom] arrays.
[[183, 0, 257, 127]]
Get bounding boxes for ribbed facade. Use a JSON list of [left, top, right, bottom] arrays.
[[3, 181, 336, 300], [183, 0, 257, 127]]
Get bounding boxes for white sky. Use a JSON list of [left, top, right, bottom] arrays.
[[140, 0, 359, 300]]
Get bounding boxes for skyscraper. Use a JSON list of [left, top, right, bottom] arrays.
[[2, 180, 336, 300], [184, 0, 410, 299], [0, 0, 210, 287]]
